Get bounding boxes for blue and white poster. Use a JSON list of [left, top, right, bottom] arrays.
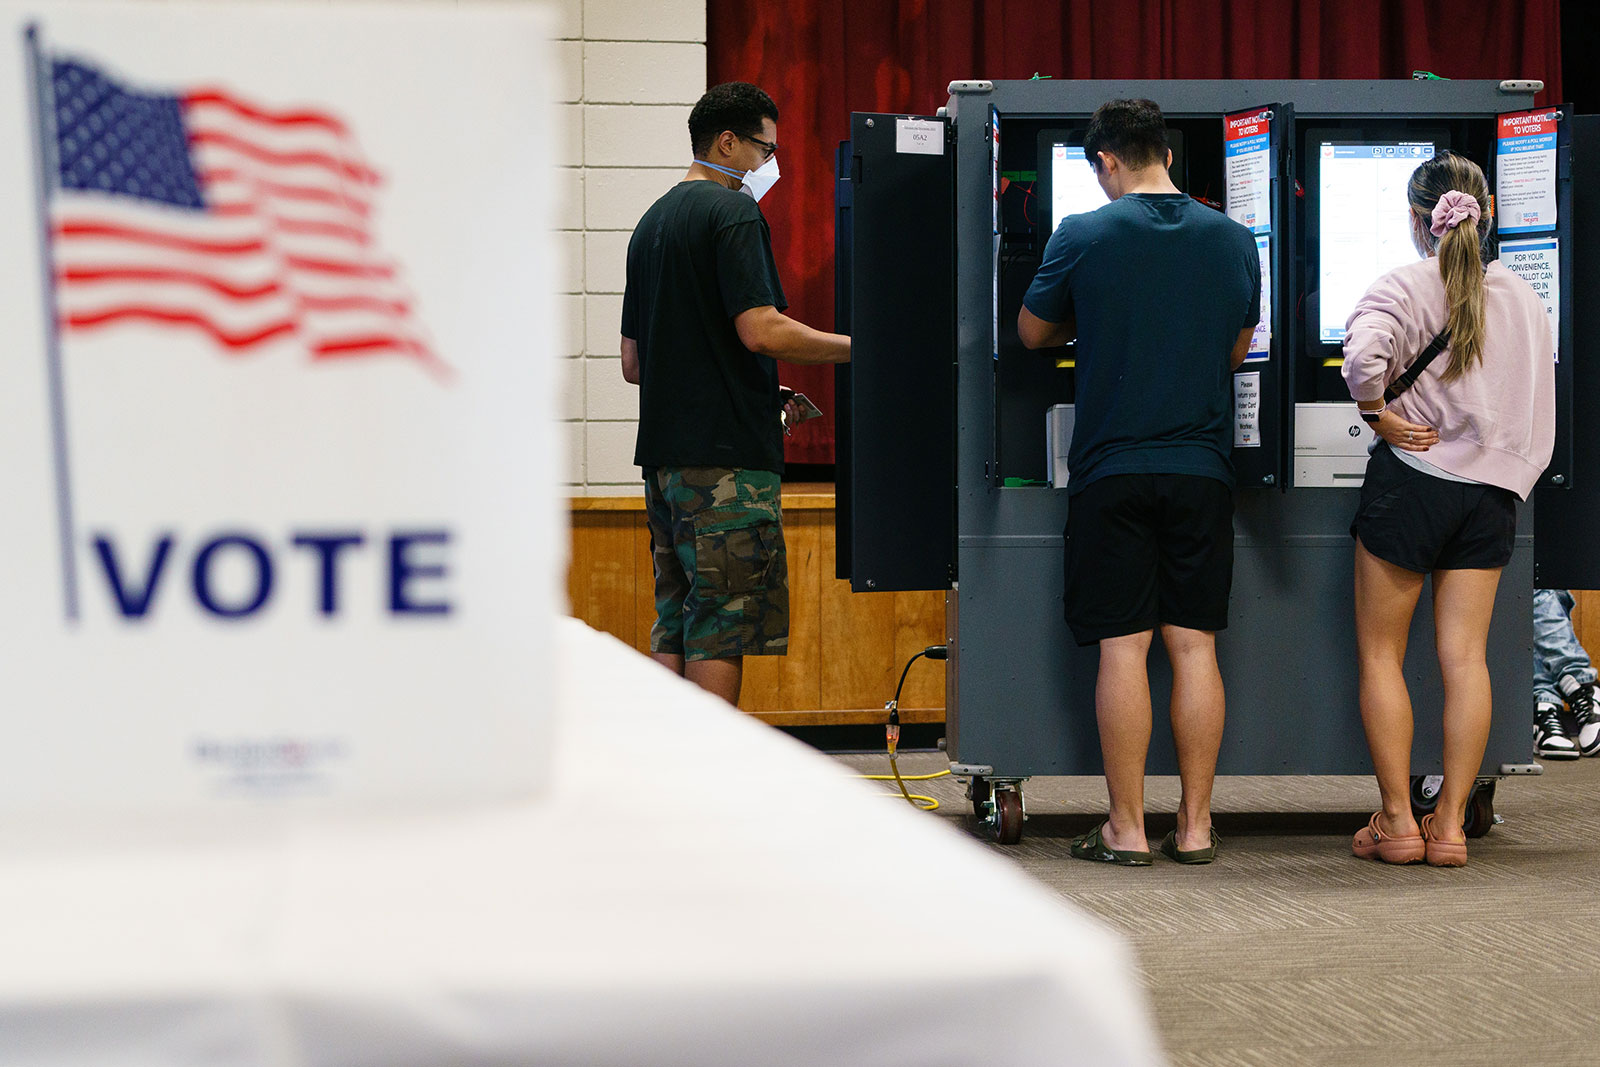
[[1246, 234, 1271, 361], [1500, 237, 1560, 362]]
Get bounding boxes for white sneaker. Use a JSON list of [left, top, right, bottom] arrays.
[[1557, 676, 1600, 756], [1535, 700, 1580, 760]]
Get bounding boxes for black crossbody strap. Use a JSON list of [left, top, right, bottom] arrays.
[[1383, 328, 1451, 403]]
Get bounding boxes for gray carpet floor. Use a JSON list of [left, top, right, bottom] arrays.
[[834, 751, 1600, 1066]]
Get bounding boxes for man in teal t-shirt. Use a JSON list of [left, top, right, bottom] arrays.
[[1019, 98, 1259, 869]]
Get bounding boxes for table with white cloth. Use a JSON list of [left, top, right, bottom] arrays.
[[0, 618, 1165, 1067]]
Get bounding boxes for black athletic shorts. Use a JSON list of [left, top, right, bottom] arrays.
[[1350, 443, 1517, 573], [1063, 473, 1234, 646]]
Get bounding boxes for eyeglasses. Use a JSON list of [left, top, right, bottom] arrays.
[[742, 133, 778, 160]]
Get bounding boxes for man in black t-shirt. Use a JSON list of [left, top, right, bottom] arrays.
[[1019, 99, 1260, 867], [620, 82, 851, 706]]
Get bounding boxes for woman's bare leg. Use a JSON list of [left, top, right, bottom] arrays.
[[1428, 567, 1503, 843], [1354, 539, 1427, 838]]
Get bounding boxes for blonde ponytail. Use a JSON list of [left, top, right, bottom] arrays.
[[1436, 214, 1485, 381], [1406, 151, 1491, 382]]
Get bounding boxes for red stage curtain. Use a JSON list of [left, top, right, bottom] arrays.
[[707, 0, 1563, 466]]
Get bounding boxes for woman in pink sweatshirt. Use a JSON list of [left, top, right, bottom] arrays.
[[1341, 150, 1554, 868]]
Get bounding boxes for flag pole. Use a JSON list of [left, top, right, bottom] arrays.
[[24, 24, 79, 623]]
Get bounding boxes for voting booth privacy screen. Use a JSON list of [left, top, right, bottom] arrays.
[[0, 1, 563, 816]]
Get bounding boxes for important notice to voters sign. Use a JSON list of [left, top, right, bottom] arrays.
[[0, 1, 562, 817], [1496, 110, 1558, 235], [1224, 109, 1271, 235]]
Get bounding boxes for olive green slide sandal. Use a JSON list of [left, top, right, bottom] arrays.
[[1069, 821, 1155, 866], [1158, 828, 1219, 864]]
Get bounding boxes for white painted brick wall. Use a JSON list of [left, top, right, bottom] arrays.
[[582, 230, 632, 296], [555, 104, 583, 167], [584, 294, 624, 356], [563, 421, 586, 485], [585, 419, 641, 485], [555, 0, 706, 491], [584, 104, 695, 168], [556, 167, 584, 229], [584, 43, 705, 105], [584, 356, 636, 421], [555, 40, 583, 103], [584, 168, 680, 230], [559, 294, 585, 356], [558, 357, 585, 422], [585, 0, 705, 43], [556, 231, 584, 295], [551, 0, 583, 40]]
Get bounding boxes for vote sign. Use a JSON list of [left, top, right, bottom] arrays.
[[0, 1, 561, 816]]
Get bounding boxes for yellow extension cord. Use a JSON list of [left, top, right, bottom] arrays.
[[853, 648, 953, 810], [856, 742, 951, 811]]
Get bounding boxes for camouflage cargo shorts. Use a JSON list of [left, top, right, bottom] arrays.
[[644, 466, 789, 661]]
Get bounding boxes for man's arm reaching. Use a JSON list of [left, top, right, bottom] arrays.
[[733, 305, 851, 365]]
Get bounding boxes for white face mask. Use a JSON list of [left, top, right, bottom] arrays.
[[740, 156, 780, 202]]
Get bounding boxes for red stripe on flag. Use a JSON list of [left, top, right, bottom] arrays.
[[188, 129, 380, 185], [58, 266, 281, 301], [273, 217, 371, 245], [315, 335, 453, 382], [298, 293, 410, 315], [314, 335, 426, 357], [285, 255, 396, 279], [56, 220, 265, 255], [208, 204, 371, 244], [197, 169, 372, 216], [64, 306, 297, 349], [183, 89, 351, 136]]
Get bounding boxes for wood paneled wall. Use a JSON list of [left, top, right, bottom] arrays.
[[1572, 591, 1600, 667], [568, 487, 948, 726]]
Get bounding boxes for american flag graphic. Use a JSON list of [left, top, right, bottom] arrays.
[[46, 54, 444, 376]]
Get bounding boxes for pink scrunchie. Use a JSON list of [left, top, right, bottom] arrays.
[[1430, 190, 1481, 237]]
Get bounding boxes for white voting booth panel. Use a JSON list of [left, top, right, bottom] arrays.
[[0, 620, 1166, 1067], [0, 0, 560, 815]]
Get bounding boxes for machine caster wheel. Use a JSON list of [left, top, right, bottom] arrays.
[[1409, 774, 1441, 820], [1464, 779, 1496, 839], [990, 786, 1024, 845], [1411, 777, 1496, 837], [968, 775, 992, 820]]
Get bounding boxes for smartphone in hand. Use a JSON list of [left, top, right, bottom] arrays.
[[778, 386, 824, 429]]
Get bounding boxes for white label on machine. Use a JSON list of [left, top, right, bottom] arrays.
[[1499, 237, 1560, 362], [896, 117, 943, 155], [1233, 372, 1261, 447]]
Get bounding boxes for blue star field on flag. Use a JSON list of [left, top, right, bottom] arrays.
[[52, 59, 204, 209]]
